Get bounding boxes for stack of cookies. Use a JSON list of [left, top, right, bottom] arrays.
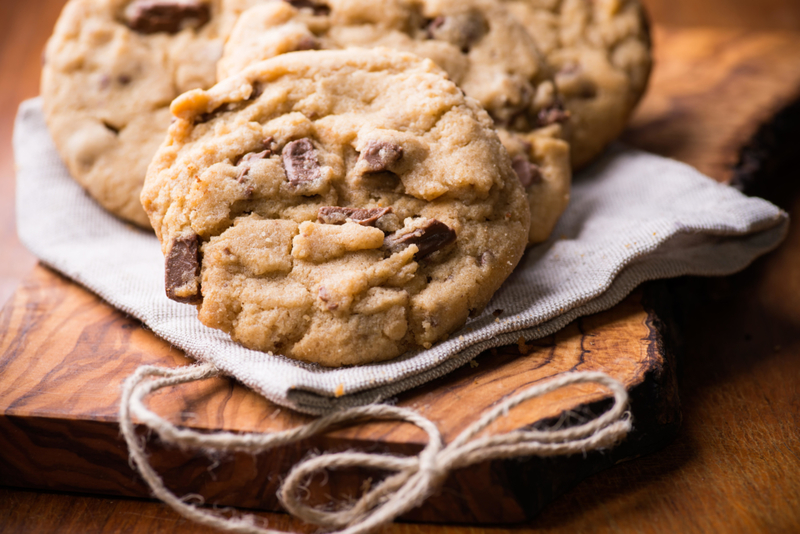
[[41, 0, 651, 366]]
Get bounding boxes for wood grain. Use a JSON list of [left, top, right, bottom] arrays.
[[0, 0, 679, 524], [2, 0, 800, 531], [0, 263, 677, 524], [640, 0, 800, 32], [623, 26, 800, 182]]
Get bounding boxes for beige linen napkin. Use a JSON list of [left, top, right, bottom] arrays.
[[14, 97, 788, 415]]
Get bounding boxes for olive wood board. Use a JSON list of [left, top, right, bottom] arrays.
[[3, 25, 800, 525]]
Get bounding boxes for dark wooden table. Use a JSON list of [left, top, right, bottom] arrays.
[[2, 1, 800, 532]]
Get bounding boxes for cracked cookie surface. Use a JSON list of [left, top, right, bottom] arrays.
[[41, 0, 261, 227], [502, 0, 652, 169], [218, 0, 565, 132], [142, 49, 530, 366], [217, 0, 572, 244]]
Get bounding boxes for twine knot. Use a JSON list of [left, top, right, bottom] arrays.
[[120, 363, 631, 534]]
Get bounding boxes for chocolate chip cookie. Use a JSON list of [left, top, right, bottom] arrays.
[[141, 49, 530, 366], [218, 0, 566, 132], [503, 0, 652, 169], [40, 0, 251, 227], [217, 0, 572, 244]]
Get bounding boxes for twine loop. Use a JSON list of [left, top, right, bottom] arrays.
[[120, 363, 631, 534]]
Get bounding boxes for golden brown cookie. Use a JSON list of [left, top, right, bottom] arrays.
[[217, 0, 573, 244], [41, 0, 251, 227], [503, 0, 652, 169], [142, 49, 530, 366]]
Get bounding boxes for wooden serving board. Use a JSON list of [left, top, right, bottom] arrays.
[[2, 25, 800, 525]]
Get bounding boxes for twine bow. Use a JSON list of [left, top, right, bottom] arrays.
[[120, 363, 631, 534]]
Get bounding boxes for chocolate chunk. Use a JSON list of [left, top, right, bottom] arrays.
[[487, 84, 534, 130], [248, 82, 264, 101], [165, 233, 201, 304], [284, 0, 330, 16], [282, 138, 321, 186], [295, 35, 321, 51], [196, 102, 239, 124], [317, 206, 393, 226], [425, 12, 488, 53], [124, 0, 211, 34], [511, 155, 543, 188], [318, 286, 338, 310], [425, 16, 446, 38], [555, 63, 597, 99], [103, 121, 120, 135], [536, 102, 571, 127], [384, 219, 456, 260], [358, 141, 403, 173], [239, 150, 270, 165], [236, 149, 270, 183]]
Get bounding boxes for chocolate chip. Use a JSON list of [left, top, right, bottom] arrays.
[[536, 101, 571, 127], [284, 0, 330, 16], [384, 219, 456, 260], [425, 12, 488, 53], [117, 74, 132, 85], [248, 82, 264, 101], [236, 150, 270, 183], [317, 206, 393, 226], [487, 84, 534, 130], [196, 102, 239, 124], [165, 233, 201, 304], [124, 0, 211, 34], [479, 251, 494, 266], [555, 63, 597, 99], [102, 121, 120, 135], [318, 286, 338, 310], [511, 155, 543, 188], [358, 141, 403, 173], [240, 150, 271, 165], [425, 16, 446, 38], [282, 138, 321, 186], [295, 35, 321, 51]]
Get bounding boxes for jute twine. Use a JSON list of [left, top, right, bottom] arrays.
[[120, 363, 632, 533]]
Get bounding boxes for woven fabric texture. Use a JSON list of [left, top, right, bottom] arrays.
[[14, 98, 788, 415]]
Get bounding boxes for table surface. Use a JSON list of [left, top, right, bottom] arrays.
[[2, 1, 800, 533]]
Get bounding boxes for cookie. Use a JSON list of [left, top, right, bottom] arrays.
[[217, 0, 572, 244], [497, 128, 570, 243], [218, 0, 566, 132], [141, 49, 531, 366], [41, 0, 256, 227], [503, 0, 652, 169]]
